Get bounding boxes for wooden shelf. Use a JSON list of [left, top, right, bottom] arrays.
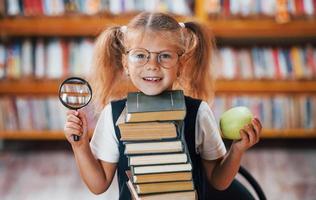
[[0, 79, 60, 95], [1, 17, 316, 38], [0, 131, 66, 140], [206, 19, 316, 39], [2, 79, 316, 95], [1, 129, 315, 140], [261, 129, 316, 138], [0, 15, 189, 37], [215, 80, 316, 94]]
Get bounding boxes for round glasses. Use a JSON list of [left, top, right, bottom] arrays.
[[127, 48, 182, 69]]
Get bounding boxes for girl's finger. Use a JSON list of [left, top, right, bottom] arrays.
[[253, 117, 262, 130], [245, 124, 256, 145], [64, 128, 82, 136], [252, 122, 261, 143], [67, 110, 78, 116], [67, 114, 82, 125], [239, 129, 249, 144], [65, 123, 83, 133]]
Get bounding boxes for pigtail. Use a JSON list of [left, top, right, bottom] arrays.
[[89, 26, 128, 111], [179, 22, 216, 104]]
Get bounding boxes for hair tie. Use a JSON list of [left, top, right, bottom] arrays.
[[120, 26, 127, 33], [178, 22, 185, 28]]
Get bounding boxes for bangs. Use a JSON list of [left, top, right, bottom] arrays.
[[124, 29, 184, 52]]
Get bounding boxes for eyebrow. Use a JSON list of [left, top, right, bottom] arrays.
[[131, 48, 176, 52]]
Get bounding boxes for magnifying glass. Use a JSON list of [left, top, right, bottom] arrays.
[[58, 77, 92, 141]]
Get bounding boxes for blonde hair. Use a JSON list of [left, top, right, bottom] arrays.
[[89, 12, 215, 112]]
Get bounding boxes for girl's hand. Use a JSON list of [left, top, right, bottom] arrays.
[[64, 110, 89, 146], [232, 118, 262, 152]]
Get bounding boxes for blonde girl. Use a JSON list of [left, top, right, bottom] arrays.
[[64, 12, 262, 200]]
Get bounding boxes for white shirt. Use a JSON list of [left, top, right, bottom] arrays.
[[90, 101, 227, 199]]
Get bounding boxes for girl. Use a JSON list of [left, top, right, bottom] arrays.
[[64, 12, 262, 200]]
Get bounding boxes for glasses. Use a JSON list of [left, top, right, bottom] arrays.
[[126, 48, 183, 69]]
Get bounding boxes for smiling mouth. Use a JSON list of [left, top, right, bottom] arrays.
[[143, 77, 162, 82]]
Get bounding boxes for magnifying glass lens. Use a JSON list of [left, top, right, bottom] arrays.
[[59, 78, 92, 110]]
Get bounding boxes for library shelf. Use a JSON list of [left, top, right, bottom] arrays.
[[1, 0, 316, 140], [261, 129, 316, 138], [1, 17, 316, 38], [0, 79, 60, 95], [214, 80, 316, 94], [0, 130, 66, 140], [0, 129, 315, 140], [0, 15, 189, 37], [1, 79, 316, 95]]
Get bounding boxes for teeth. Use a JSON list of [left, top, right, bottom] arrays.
[[143, 77, 161, 81]]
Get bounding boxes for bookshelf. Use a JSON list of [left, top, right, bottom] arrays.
[[0, 0, 316, 139], [1, 79, 316, 95], [1, 17, 316, 38]]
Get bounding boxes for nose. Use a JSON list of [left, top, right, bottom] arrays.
[[145, 54, 160, 70]]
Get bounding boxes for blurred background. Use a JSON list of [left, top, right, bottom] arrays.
[[0, 0, 316, 199]]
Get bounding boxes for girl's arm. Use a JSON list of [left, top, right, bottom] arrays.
[[72, 144, 117, 194], [64, 110, 117, 194], [202, 118, 262, 190]]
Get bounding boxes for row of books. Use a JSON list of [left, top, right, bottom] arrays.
[[0, 97, 65, 131], [214, 46, 316, 80], [0, 94, 315, 131], [1, 0, 192, 16], [0, 96, 97, 131], [212, 95, 316, 130], [0, 38, 94, 79], [121, 90, 196, 199], [206, 0, 316, 18], [1, 39, 316, 80]]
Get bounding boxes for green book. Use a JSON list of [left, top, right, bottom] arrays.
[[126, 90, 186, 122]]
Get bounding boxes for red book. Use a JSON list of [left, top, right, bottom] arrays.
[[272, 48, 281, 79]]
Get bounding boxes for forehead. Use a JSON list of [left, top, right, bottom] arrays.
[[125, 30, 181, 51]]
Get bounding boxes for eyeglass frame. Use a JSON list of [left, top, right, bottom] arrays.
[[125, 48, 184, 69]]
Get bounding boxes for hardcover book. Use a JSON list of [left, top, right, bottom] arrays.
[[126, 171, 197, 199], [132, 163, 192, 175], [135, 180, 194, 194], [126, 90, 186, 122], [124, 140, 184, 155], [128, 153, 188, 166], [132, 171, 192, 184], [119, 122, 178, 141]]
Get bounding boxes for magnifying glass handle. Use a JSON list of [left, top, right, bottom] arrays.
[[73, 109, 80, 142], [73, 135, 80, 141]]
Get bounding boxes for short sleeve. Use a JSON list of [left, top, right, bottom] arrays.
[[90, 104, 120, 163], [195, 101, 227, 160]]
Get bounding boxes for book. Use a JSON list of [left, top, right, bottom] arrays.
[[134, 181, 194, 195], [129, 153, 188, 166], [132, 163, 192, 175], [126, 90, 186, 122], [132, 171, 192, 184], [127, 179, 196, 200], [126, 171, 196, 199], [119, 122, 178, 141], [124, 140, 184, 155]]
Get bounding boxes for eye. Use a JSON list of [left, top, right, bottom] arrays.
[[129, 50, 148, 63], [159, 52, 173, 60], [135, 53, 147, 59]]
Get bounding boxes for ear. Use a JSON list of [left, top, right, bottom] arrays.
[[122, 54, 127, 68], [121, 54, 130, 76]]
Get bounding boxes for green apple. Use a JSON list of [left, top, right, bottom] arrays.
[[219, 106, 253, 140]]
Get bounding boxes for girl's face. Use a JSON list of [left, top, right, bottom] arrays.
[[124, 31, 182, 96]]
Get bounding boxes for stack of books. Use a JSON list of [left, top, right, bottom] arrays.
[[119, 90, 197, 200]]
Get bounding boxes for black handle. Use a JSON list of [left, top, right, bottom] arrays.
[[73, 134, 80, 141]]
